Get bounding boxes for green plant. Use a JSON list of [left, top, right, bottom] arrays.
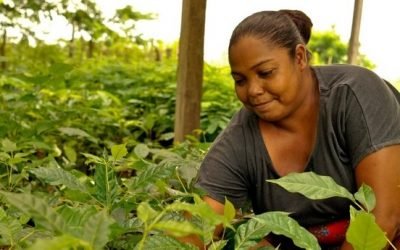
[[269, 172, 393, 250]]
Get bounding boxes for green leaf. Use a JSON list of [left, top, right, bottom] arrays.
[[27, 234, 91, 250], [0, 217, 23, 245], [0, 152, 11, 161], [14, 152, 33, 158], [128, 164, 174, 192], [354, 184, 376, 212], [9, 156, 29, 164], [143, 114, 156, 131], [224, 198, 236, 223], [134, 143, 150, 159], [111, 144, 127, 161], [57, 205, 98, 236], [0, 207, 6, 220], [267, 172, 355, 201], [137, 202, 158, 223], [93, 163, 119, 209], [346, 211, 387, 250], [63, 145, 77, 163], [30, 167, 88, 192], [58, 127, 91, 138], [159, 132, 175, 141], [135, 235, 197, 250], [153, 220, 202, 237], [234, 218, 272, 250], [178, 161, 198, 186], [58, 127, 98, 143], [0, 191, 67, 234], [208, 240, 228, 250], [82, 153, 103, 165], [81, 210, 114, 250], [235, 212, 320, 250], [165, 201, 225, 228], [1, 138, 17, 152]]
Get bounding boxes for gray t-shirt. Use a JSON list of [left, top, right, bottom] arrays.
[[197, 64, 400, 227]]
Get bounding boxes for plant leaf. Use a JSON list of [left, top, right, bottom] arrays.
[[94, 163, 119, 209], [235, 212, 320, 250], [30, 167, 88, 192], [137, 202, 158, 223], [0, 191, 67, 234], [57, 205, 98, 237], [134, 235, 197, 250], [111, 144, 127, 161], [224, 197, 236, 223], [1, 138, 17, 152], [63, 145, 77, 163], [165, 201, 224, 227], [354, 184, 376, 212], [153, 220, 202, 237], [346, 210, 387, 250], [27, 234, 91, 250], [234, 217, 272, 250], [128, 164, 174, 192], [81, 210, 114, 250], [58, 127, 91, 138], [208, 240, 228, 250], [178, 161, 199, 186], [134, 143, 150, 159], [267, 172, 355, 201], [58, 127, 98, 143], [0, 216, 23, 245]]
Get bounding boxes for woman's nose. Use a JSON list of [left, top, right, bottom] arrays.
[[247, 79, 264, 97]]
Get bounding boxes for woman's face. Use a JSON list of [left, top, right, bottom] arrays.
[[229, 36, 308, 122]]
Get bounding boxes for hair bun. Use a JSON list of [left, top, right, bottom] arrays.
[[279, 9, 313, 44]]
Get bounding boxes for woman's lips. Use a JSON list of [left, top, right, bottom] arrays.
[[252, 100, 274, 110]]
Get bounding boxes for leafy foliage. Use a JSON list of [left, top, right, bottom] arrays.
[[235, 211, 320, 250], [346, 207, 387, 250], [309, 29, 375, 68], [269, 172, 393, 249], [268, 172, 355, 201]]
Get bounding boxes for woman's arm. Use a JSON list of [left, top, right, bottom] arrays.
[[341, 145, 400, 250]]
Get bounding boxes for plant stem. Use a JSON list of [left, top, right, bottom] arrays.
[[137, 210, 167, 250], [385, 235, 398, 250], [137, 223, 148, 250], [175, 167, 188, 193]]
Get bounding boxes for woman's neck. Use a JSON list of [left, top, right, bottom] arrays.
[[265, 67, 319, 133]]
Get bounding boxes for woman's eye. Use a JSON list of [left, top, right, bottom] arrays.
[[234, 79, 245, 86], [259, 70, 273, 78]]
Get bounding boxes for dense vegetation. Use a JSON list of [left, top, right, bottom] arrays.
[[1, 1, 398, 249]]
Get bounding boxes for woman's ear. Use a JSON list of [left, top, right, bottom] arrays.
[[295, 44, 308, 70]]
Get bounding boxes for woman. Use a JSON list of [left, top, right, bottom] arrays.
[[196, 9, 400, 249]]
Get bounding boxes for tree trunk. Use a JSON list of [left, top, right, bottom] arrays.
[[69, 22, 75, 58], [1, 29, 7, 70], [174, 0, 207, 143], [87, 39, 94, 58], [348, 0, 363, 64]]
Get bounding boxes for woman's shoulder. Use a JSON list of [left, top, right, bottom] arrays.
[[312, 64, 394, 99], [214, 108, 257, 142]]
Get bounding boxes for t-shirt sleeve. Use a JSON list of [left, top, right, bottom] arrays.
[[196, 125, 250, 208], [344, 68, 400, 168]]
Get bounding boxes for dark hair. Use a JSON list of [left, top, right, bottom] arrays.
[[229, 9, 313, 58]]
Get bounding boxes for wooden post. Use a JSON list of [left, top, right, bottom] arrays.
[[348, 0, 363, 64], [1, 29, 6, 70], [174, 0, 207, 143]]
